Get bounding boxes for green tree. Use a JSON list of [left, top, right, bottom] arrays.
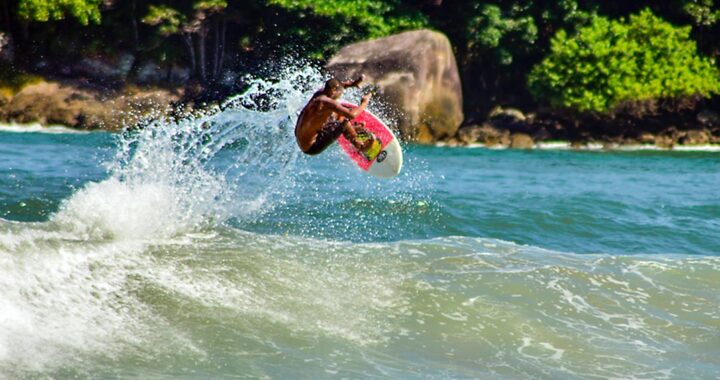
[[528, 9, 720, 114], [143, 0, 228, 83], [267, 0, 426, 37], [425, 0, 595, 114], [18, 0, 103, 25], [265, 0, 427, 57], [464, 3, 538, 66], [683, 0, 720, 26]]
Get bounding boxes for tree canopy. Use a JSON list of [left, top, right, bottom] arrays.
[[18, 0, 103, 25], [528, 9, 720, 113], [1, 0, 718, 116]]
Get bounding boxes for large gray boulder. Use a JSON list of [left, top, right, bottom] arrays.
[[327, 29, 463, 142]]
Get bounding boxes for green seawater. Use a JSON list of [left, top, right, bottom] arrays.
[[0, 70, 718, 379]]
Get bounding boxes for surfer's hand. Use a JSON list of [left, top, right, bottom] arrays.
[[361, 93, 372, 103], [348, 74, 365, 88]]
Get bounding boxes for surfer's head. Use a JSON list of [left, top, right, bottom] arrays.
[[324, 78, 344, 99]]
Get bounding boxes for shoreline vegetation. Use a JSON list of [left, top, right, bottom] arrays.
[[0, 1, 719, 147]]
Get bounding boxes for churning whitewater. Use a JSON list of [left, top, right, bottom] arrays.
[[0, 67, 718, 379]]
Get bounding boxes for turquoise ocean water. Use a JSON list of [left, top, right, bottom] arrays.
[[0, 69, 718, 379]]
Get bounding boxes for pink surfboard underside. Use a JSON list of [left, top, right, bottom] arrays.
[[337, 102, 394, 171]]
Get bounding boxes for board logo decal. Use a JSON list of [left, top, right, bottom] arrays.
[[376, 150, 387, 162]]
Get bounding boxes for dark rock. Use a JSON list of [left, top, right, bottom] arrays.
[[444, 138, 462, 147], [7, 82, 81, 125], [327, 29, 464, 143], [509, 133, 534, 149], [531, 127, 552, 142], [601, 142, 614, 150], [637, 132, 656, 144], [136, 62, 164, 84], [710, 129, 720, 144], [655, 134, 675, 149], [487, 106, 528, 132], [0, 32, 14, 62], [570, 141, 585, 149], [4, 80, 179, 130], [457, 124, 510, 146], [75, 53, 135, 82], [697, 109, 720, 127], [169, 66, 191, 85], [678, 129, 710, 145]]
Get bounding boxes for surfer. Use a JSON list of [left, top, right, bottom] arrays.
[[295, 75, 374, 155]]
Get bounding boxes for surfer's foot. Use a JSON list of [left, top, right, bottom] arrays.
[[356, 134, 375, 152], [349, 124, 372, 151], [342, 121, 372, 151]]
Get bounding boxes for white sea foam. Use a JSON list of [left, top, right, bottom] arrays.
[[438, 140, 720, 151], [0, 122, 90, 134], [536, 141, 571, 150], [672, 144, 720, 152], [0, 227, 150, 372], [0, 67, 330, 373], [54, 178, 191, 240], [46, 65, 328, 242], [1, 222, 719, 378]]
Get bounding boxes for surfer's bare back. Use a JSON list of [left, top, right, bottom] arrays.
[[295, 75, 374, 155]]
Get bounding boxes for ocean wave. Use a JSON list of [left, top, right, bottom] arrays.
[[2, 63, 717, 378], [0, 223, 718, 378]]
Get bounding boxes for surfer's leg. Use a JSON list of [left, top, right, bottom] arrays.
[[344, 121, 374, 151], [341, 120, 359, 146], [304, 120, 345, 155]]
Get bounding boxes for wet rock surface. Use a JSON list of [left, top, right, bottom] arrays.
[[327, 29, 463, 143], [0, 80, 181, 130]]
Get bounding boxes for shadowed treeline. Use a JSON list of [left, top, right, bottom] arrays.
[[0, 0, 719, 123]]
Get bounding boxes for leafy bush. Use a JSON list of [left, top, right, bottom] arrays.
[[267, 0, 427, 39], [465, 3, 538, 66], [528, 9, 720, 113], [18, 0, 103, 25]]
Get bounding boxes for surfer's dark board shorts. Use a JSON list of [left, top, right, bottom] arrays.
[[304, 120, 345, 155]]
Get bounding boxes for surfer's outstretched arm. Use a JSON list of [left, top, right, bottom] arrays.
[[318, 93, 372, 120], [341, 74, 365, 88]]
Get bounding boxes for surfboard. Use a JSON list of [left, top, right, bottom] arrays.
[[337, 102, 403, 178]]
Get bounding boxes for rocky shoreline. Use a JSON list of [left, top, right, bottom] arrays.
[[1, 28, 718, 149], [2, 81, 719, 152], [322, 30, 720, 149], [1, 76, 719, 152], [445, 106, 720, 150], [0, 78, 185, 131]]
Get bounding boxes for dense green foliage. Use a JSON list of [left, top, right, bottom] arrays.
[[267, 0, 427, 38], [683, 0, 720, 26], [142, 5, 185, 36], [528, 9, 720, 113], [0, 0, 718, 116], [423, 0, 598, 111], [18, 0, 102, 25], [262, 0, 427, 60]]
